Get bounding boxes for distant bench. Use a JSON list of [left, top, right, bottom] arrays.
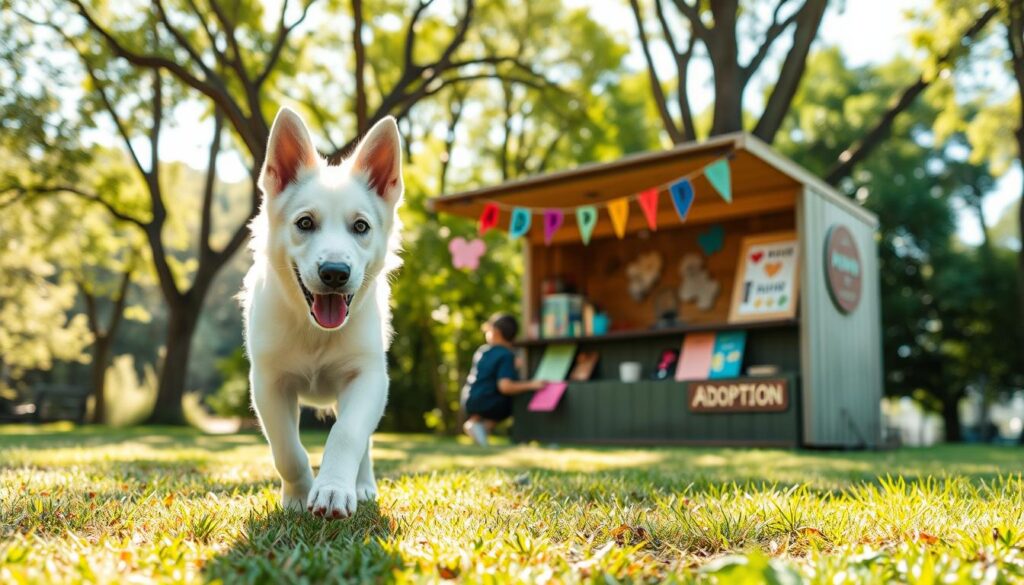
[[0, 384, 89, 424]]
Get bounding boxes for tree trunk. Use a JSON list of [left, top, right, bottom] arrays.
[[707, 1, 742, 136], [147, 303, 201, 424], [1017, 127, 1024, 369], [90, 335, 111, 424], [942, 393, 961, 443]]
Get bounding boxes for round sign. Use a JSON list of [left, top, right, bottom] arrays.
[[824, 224, 862, 314]]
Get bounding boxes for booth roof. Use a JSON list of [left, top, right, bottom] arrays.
[[428, 132, 877, 230]]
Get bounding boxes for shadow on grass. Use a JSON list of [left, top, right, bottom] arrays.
[[202, 500, 404, 583]]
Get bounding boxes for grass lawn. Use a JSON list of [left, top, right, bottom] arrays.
[[1, 425, 1022, 583]]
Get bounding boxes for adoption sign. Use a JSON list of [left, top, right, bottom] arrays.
[[687, 379, 789, 413]]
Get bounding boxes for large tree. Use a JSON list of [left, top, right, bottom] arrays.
[[627, 0, 999, 186], [11, 0, 559, 423]]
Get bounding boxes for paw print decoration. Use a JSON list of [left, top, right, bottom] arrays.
[[449, 237, 487, 271]]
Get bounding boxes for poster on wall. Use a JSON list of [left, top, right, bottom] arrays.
[[728, 232, 800, 323]]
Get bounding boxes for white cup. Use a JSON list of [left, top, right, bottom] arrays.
[[619, 361, 642, 383]]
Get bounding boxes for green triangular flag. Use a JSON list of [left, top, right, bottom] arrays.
[[576, 206, 597, 245], [704, 159, 732, 203]]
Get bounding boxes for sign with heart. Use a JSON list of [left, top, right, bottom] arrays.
[[728, 232, 800, 323]]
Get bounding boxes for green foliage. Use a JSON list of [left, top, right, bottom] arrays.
[[2, 427, 1024, 582], [776, 48, 1024, 424], [0, 201, 93, 380], [204, 348, 251, 418]]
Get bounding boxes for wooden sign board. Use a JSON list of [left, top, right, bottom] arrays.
[[687, 379, 790, 413], [728, 232, 799, 323]]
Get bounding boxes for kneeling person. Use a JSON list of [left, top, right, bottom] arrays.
[[461, 313, 546, 446]]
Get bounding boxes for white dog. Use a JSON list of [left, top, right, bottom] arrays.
[[241, 107, 402, 518]]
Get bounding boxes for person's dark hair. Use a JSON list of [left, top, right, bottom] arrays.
[[486, 313, 519, 342]]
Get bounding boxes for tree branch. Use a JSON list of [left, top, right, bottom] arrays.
[[205, 0, 252, 86], [66, 0, 259, 153], [258, 0, 316, 87], [153, 0, 220, 82], [4, 184, 149, 228], [630, 0, 684, 143], [653, 0, 697, 141], [742, 0, 800, 84], [352, 0, 368, 134], [105, 262, 134, 340], [669, 0, 708, 42], [184, 0, 225, 63], [403, 0, 437, 75], [752, 0, 828, 143], [824, 5, 1000, 185], [199, 111, 225, 257], [78, 282, 101, 336]]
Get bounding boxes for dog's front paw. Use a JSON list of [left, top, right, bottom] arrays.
[[281, 475, 313, 512], [355, 479, 378, 502], [307, 478, 357, 519]]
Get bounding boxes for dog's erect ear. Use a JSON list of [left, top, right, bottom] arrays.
[[350, 116, 403, 205], [260, 107, 319, 197]]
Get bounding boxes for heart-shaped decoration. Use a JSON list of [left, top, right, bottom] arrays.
[[764, 261, 782, 278], [449, 237, 486, 271], [750, 251, 764, 264], [778, 294, 788, 307], [697, 224, 725, 256]]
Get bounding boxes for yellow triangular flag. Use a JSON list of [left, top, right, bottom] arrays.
[[607, 198, 630, 239]]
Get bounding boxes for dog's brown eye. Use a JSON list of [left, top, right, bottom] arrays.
[[296, 216, 315, 232], [353, 219, 370, 234]]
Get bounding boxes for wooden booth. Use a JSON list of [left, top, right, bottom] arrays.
[[431, 133, 882, 448]]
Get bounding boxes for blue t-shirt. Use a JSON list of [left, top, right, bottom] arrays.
[[462, 345, 518, 419]]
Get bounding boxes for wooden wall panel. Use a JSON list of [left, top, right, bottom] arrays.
[[798, 187, 883, 448]]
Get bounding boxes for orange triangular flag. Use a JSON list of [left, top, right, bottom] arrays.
[[638, 188, 659, 230], [607, 198, 630, 239]]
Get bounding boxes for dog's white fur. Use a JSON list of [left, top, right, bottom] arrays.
[[241, 107, 402, 518]]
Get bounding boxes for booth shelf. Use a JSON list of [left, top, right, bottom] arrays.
[[517, 318, 799, 347]]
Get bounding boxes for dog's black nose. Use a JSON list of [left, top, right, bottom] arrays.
[[318, 262, 351, 288]]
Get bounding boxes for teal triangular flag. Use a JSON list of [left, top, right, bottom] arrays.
[[576, 206, 597, 245], [509, 208, 531, 239], [704, 159, 732, 203]]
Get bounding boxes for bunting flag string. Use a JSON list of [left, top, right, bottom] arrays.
[[473, 152, 734, 246]]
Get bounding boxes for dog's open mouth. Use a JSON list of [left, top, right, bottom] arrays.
[[293, 264, 354, 329]]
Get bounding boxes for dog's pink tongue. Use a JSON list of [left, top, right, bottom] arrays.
[[312, 294, 348, 329]]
